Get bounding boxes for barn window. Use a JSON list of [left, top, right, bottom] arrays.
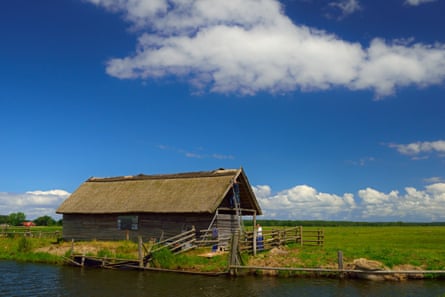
[[117, 215, 138, 230]]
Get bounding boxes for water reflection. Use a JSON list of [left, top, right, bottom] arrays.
[[1, 261, 445, 297]]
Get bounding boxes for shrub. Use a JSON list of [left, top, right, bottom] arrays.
[[151, 248, 175, 269], [17, 237, 32, 253], [97, 248, 114, 258]]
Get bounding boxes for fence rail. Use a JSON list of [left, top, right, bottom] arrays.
[[0, 227, 60, 239], [148, 227, 197, 255], [240, 226, 324, 254]]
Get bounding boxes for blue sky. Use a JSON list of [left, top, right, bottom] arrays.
[[1, 0, 444, 221]]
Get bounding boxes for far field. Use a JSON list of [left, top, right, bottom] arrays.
[[292, 226, 445, 270]]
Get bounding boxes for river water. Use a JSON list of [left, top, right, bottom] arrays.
[[1, 261, 445, 297]]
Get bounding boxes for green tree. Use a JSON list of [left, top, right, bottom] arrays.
[[0, 215, 8, 224], [33, 215, 56, 226], [8, 212, 26, 226]]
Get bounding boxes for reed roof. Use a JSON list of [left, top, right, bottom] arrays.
[[57, 168, 261, 215]]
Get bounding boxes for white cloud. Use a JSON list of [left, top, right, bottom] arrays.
[[405, 0, 437, 6], [328, 0, 362, 19], [253, 184, 356, 220], [424, 176, 444, 183], [389, 140, 445, 157], [85, 0, 445, 97], [0, 190, 70, 220], [157, 144, 234, 160], [253, 183, 445, 221], [352, 39, 445, 97], [348, 156, 375, 166]]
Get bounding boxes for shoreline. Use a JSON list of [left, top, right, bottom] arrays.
[[2, 225, 445, 280], [60, 252, 445, 281]]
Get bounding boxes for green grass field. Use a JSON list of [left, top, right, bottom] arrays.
[[291, 226, 445, 270]]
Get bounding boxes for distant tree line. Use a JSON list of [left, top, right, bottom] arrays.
[[0, 212, 62, 226], [244, 219, 445, 227]]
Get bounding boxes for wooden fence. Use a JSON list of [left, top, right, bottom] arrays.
[[240, 226, 324, 254], [186, 226, 324, 255], [0, 227, 60, 239], [64, 225, 324, 270], [149, 227, 197, 255]]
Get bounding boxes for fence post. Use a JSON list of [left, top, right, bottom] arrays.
[[338, 250, 344, 278], [70, 239, 74, 256], [138, 236, 144, 267], [299, 226, 303, 247], [253, 212, 257, 256]]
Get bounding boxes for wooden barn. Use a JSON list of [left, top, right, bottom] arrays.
[[56, 168, 262, 241]]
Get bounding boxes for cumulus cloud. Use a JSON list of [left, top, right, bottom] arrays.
[[388, 140, 445, 158], [253, 184, 356, 220], [0, 190, 70, 220], [85, 0, 445, 97], [405, 0, 437, 6], [253, 183, 445, 221]]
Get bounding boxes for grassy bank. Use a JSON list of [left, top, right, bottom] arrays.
[[0, 226, 62, 263], [251, 226, 445, 270], [0, 236, 62, 264], [146, 226, 445, 273], [2, 226, 445, 275]]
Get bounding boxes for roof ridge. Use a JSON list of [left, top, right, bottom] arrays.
[[87, 168, 239, 182]]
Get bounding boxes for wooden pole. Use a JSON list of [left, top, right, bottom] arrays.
[[338, 250, 344, 278], [253, 212, 257, 256], [138, 236, 144, 267], [70, 239, 74, 256], [299, 226, 303, 247], [229, 232, 240, 276]]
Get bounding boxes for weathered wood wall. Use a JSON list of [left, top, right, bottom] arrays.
[[216, 213, 240, 234], [62, 213, 213, 242]]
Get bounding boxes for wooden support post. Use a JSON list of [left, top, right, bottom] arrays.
[[229, 232, 240, 276], [299, 226, 303, 247], [338, 250, 344, 278], [138, 236, 144, 267], [253, 212, 257, 256], [70, 239, 74, 257]]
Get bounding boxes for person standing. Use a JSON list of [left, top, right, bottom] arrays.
[[257, 224, 263, 251]]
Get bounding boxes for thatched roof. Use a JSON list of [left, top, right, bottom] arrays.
[[57, 168, 261, 215]]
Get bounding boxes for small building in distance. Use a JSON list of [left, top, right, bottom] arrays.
[[56, 168, 261, 241]]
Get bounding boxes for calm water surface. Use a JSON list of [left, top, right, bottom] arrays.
[[1, 261, 445, 297]]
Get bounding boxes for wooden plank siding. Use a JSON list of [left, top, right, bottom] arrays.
[[62, 213, 213, 242]]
